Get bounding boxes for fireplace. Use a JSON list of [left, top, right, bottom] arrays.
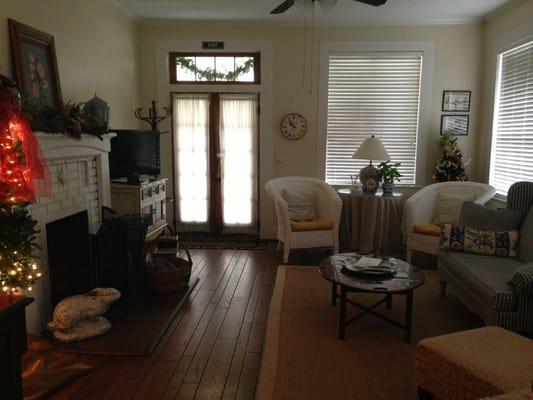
[[46, 211, 93, 306], [23, 132, 115, 335]]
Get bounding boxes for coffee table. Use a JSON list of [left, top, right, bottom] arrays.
[[319, 254, 425, 343]]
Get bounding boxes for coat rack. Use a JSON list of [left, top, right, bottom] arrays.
[[134, 100, 170, 133]]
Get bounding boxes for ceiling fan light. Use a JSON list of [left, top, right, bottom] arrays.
[[319, 0, 338, 11]]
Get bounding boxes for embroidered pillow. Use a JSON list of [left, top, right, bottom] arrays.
[[440, 224, 518, 257]]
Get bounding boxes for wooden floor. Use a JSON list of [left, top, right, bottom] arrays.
[[52, 244, 296, 400]]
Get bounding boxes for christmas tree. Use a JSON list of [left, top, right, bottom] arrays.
[[0, 74, 49, 293], [433, 133, 468, 182]]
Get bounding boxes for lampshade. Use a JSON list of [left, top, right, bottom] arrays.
[[319, 0, 338, 11], [352, 135, 390, 161]]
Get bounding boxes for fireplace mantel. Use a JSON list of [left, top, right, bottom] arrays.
[[34, 132, 116, 210]]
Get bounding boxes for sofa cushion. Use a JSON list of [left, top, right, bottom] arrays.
[[438, 251, 522, 311], [519, 207, 533, 263], [282, 188, 317, 221], [440, 224, 519, 258], [290, 218, 333, 232], [413, 224, 441, 237], [460, 202, 523, 231]]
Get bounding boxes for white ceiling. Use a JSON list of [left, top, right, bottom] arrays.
[[116, 0, 509, 25]]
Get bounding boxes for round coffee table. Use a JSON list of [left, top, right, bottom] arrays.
[[319, 254, 425, 343]]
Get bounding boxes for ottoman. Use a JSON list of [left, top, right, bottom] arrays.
[[415, 326, 533, 400]]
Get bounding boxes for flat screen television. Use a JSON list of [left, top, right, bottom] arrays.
[[109, 129, 160, 182]]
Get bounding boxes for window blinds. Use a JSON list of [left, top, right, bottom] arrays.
[[325, 53, 423, 185], [490, 40, 533, 196]]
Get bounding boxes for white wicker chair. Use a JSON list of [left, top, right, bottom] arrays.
[[265, 177, 342, 263], [405, 182, 496, 263]]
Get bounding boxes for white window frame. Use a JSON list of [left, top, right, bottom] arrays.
[[489, 35, 533, 200], [316, 41, 434, 186]]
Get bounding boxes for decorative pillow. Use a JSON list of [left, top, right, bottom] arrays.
[[435, 193, 476, 225], [460, 201, 523, 231], [440, 224, 518, 257], [282, 188, 317, 221]]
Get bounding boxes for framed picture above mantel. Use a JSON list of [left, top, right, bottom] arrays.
[[8, 19, 63, 112]]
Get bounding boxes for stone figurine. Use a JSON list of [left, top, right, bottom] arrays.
[[47, 288, 121, 343]]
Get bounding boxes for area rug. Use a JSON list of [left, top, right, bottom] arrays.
[[256, 266, 482, 400], [51, 277, 199, 356]]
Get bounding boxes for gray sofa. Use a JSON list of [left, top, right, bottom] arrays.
[[438, 182, 533, 335]]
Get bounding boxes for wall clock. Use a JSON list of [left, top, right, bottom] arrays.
[[280, 113, 307, 140]]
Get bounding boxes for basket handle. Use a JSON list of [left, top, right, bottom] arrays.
[[180, 242, 193, 266]]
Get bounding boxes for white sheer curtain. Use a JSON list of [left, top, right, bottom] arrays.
[[220, 94, 258, 231], [173, 94, 210, 226]]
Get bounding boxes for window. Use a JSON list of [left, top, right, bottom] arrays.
[[169, 53, 260, 84], [490, 39, 533, 197], [324, 52, 423, 185]]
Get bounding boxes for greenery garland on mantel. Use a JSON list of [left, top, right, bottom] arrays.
[[23, 100, 108, 140], [177, 57, 254, 82]]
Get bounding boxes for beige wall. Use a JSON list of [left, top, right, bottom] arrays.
[[138, 21, 483, 237], [478, 0, 533, 181], [0, 0, 140, 128]]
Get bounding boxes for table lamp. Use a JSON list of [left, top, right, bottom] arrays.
[[352, 135, 390, 195]]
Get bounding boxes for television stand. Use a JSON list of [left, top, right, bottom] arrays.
[[110, 178, 168, 241]]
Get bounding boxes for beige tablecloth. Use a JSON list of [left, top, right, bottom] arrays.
[[339, 191, 403, 256]]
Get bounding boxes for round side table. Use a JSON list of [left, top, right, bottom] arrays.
[[338, 188, 403, 256]]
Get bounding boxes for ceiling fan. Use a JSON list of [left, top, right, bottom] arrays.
[[271, 0, 387, 14]]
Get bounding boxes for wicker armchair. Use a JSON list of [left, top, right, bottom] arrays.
[[405, 182, 496, 263], [265, 177, 342, 263]]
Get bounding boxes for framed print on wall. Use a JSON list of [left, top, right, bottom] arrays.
[[442, 90, 471, 112], [441, 115, 469, 136], [8, 19, 63, 112]]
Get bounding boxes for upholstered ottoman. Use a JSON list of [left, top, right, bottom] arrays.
[[416, 327, 533, 400]]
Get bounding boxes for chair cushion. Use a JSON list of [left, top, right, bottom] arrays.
[[290, 218, 333, 232], [460, 202, 523, 231], [440, 224, 519, 258], [436, 192, 475, 225], [439, 251, 521, 311], [282, 188, 317, 221], [413, 224, 441, 237]]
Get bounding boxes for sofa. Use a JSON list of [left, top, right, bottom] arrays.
[[438, 182, 533, 335]]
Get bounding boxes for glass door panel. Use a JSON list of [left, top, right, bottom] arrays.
[[173, 94, 210, 231], [219, 94, 258, 234]]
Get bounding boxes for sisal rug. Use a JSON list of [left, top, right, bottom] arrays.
[[257, 266, 483, 400]]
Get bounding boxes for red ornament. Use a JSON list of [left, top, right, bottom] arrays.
[[0, 75, 50, 203]]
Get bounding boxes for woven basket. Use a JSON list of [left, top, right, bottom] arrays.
[[144, 246, 192, 293]]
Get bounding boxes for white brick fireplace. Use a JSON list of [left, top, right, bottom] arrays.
[[24, 132, 115, 335]]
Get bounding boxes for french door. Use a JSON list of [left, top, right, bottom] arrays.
[[173, 93, 259, 236]]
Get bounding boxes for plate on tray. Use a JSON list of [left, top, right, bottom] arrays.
[[340, 255, 398, 279]]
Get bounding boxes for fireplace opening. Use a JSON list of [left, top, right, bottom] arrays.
[[46, 211, 93, 306]]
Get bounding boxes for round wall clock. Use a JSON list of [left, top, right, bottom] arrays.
[[280, 113, 307, 140]]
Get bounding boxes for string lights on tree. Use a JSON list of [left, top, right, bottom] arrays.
[[0, 74, 50, 294]]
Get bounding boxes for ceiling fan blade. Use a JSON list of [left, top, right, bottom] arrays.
[[271, 0, 295, 14], [354, 0, 387, 6]]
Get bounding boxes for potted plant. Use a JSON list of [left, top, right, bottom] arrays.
[[378, 161, 401, 196]]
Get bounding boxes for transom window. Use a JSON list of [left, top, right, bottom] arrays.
[[169, 52, 260, 84], [490, 39, 533, 197]]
